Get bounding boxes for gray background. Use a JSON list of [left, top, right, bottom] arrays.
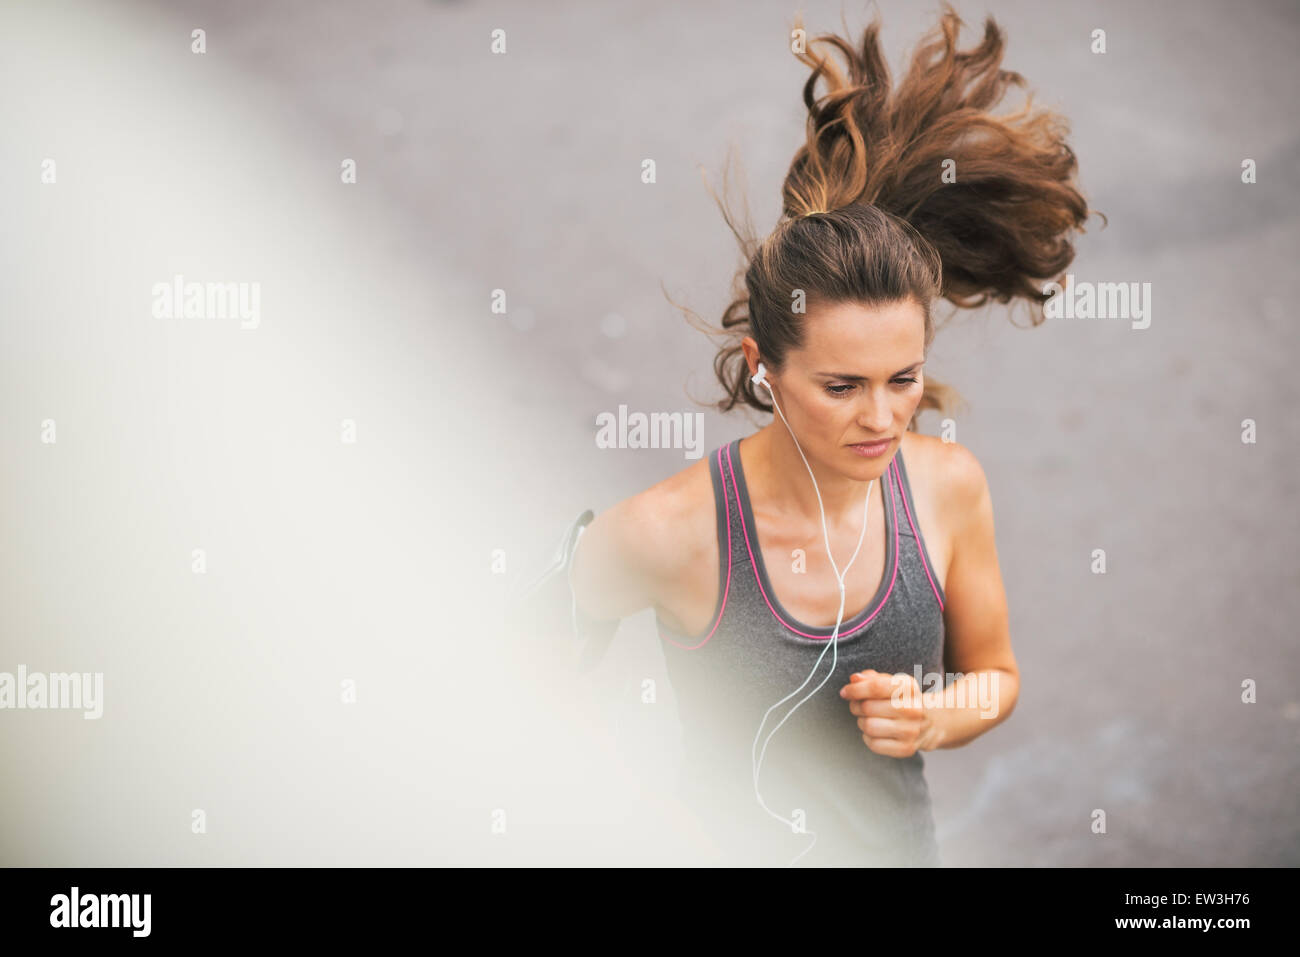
[[2, 0, 1296, 866]]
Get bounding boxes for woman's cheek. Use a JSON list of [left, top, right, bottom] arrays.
[[900, 383, 924, 419]]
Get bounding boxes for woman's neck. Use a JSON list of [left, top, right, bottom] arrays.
[[743, 424, 881, 528]]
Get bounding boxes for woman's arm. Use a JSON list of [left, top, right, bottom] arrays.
[[919, 441, 1020, 751], [568, 493, 661, 623], [840, 442, 1020, 757]]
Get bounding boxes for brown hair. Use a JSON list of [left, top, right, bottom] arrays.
[[675, 4, 1098, 427]]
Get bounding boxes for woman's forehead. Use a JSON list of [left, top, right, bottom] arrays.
[[795, 300, 926, 359]]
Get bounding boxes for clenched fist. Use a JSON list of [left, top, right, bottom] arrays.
[[839, 669, 941, 757]]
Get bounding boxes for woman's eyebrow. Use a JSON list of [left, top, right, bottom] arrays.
[[816, 362, 923, 381]]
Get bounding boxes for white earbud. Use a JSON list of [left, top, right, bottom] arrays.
[[746, 355, 875, 866]]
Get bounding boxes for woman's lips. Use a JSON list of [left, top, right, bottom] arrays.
[[848, 438, 892, 457]]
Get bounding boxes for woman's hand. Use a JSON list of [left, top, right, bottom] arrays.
[[839, 669, 942, 757]]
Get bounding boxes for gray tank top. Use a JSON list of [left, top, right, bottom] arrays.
[[657, 436, 947, 866]]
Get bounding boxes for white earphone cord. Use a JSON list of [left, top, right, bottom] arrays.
[[750, 362, 874, 866]]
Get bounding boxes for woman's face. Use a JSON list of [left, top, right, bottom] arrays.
[[754, 298, 928, 474]]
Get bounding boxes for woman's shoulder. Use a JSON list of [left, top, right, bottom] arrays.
[[573, 450, 719, 620], [618, 450, 719, 577], [899, 430, 990, 530]]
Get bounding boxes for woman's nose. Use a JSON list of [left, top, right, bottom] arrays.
[[856, 392, 894, 432]]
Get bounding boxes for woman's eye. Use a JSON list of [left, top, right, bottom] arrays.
[[826, 377, 919, 397]]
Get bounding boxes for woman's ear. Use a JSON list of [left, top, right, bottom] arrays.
[[740, 336, 763, 382]]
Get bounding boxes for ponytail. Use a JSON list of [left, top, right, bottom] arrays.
[[786, 3, 1095, 308]]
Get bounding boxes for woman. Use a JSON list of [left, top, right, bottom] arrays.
[[570, 6, 1093, 866]]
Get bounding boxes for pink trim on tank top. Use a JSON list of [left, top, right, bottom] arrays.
[[658, 445, 732, 649], [895, 465, 945, 613], [725, 440, 898, 640]]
